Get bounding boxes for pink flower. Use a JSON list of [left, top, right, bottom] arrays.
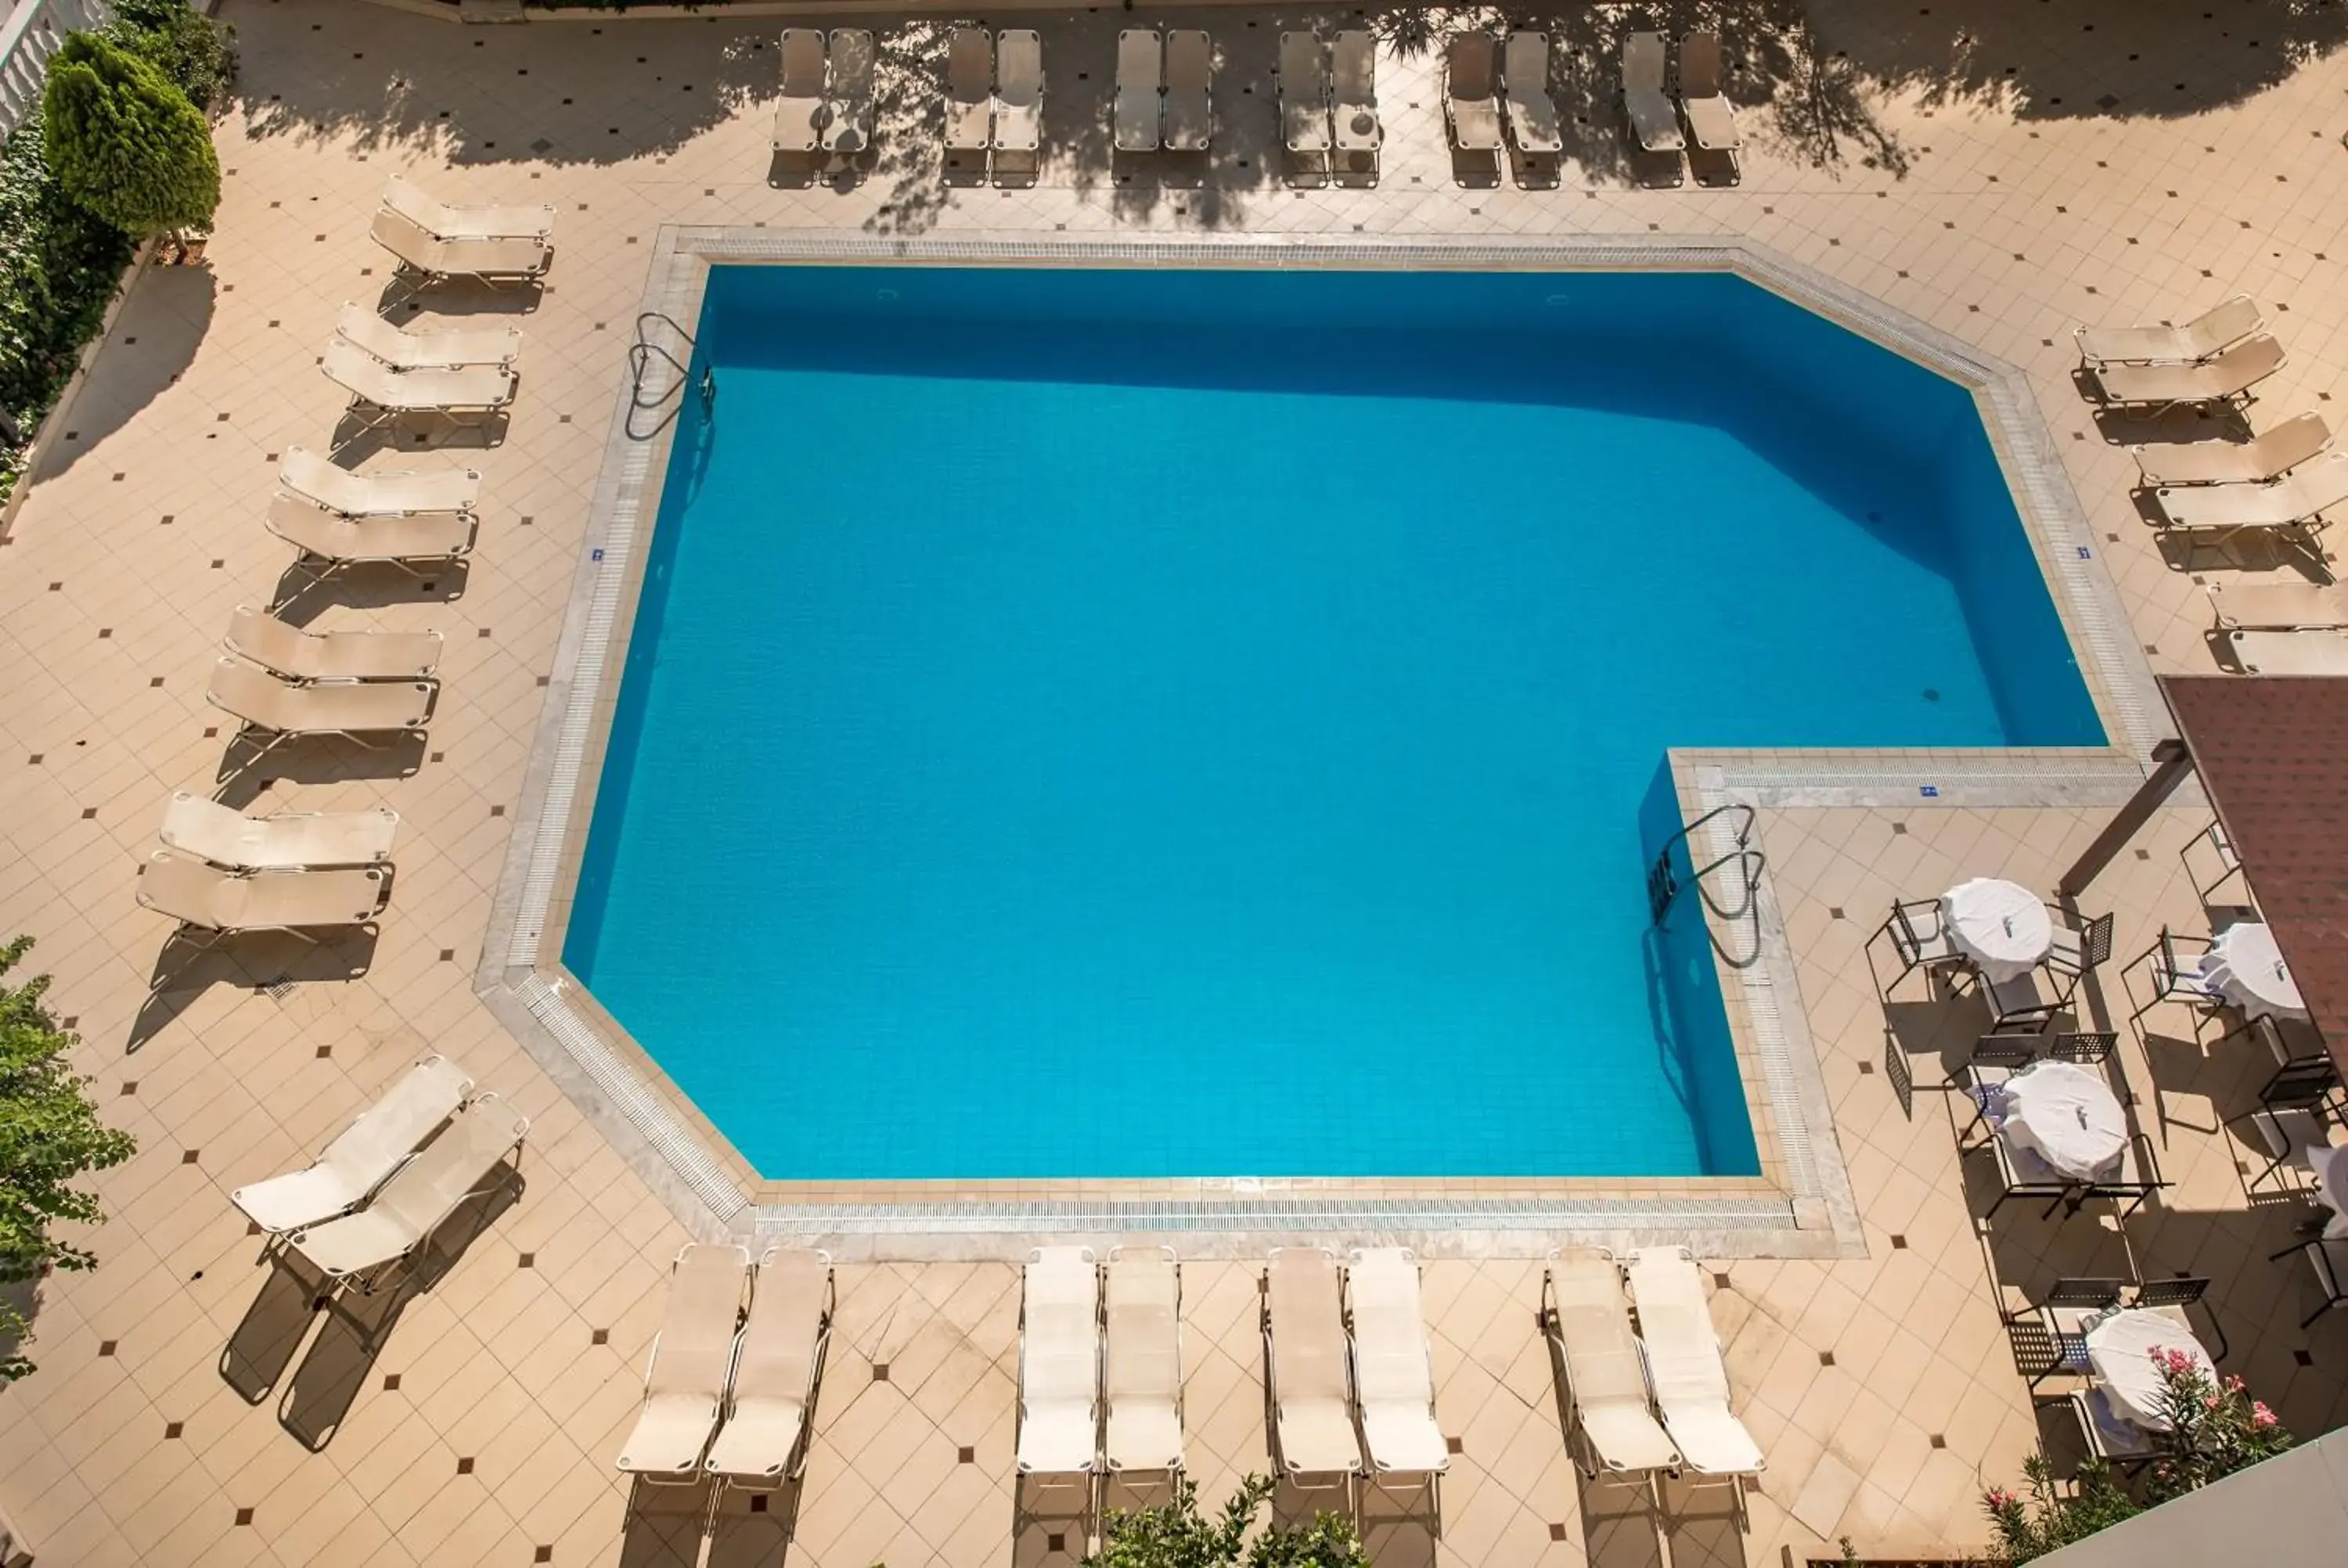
[[2253, 1402, 2278, 1429], [1986, 1487, 2016, 1509], [2225, 1375, 2247, 1393], [2204, 1392, 2222, 1410]]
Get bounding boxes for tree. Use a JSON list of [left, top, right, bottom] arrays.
[[41, 31, 220, 238], [0, 935, 136, 1383], [1086, 1476, 1370, 1568], [105, 0, 238, 113]]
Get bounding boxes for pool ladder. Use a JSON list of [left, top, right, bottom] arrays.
[[627, 311, 715, 439], [1648, 803, 1766, 930]]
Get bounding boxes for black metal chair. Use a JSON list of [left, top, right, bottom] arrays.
[[1884, 1034, 1914, 1120], [2045, 912, 2116, 1002], [2269, 1237, 2348, 1330], [1871, 897, 1964, 998], [2180, 818, 2247, 908], [1951, 1034, 2041, 1144], [2013, 1278, 2126, 1387], [2050, 1031, 2117, 1065], [2068, 1387, 2159, 1474], [2130, 1277, 2228, 1362], [2124, 926, 2227, 1042], [2239, 1058, 2344, 1195], [1983, 968, 2062, 1032], [2085, 1131, 2165, 1220]]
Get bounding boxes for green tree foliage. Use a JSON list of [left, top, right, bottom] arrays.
[[104, 0, 238, 113], [0, 936, 137, 1383], [41, 31, 221, 236], [1086, 1476, 1371, 1568]]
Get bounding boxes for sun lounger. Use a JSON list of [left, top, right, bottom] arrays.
[[226, 605, 443, 683], [1504, 32, 1564, 154], [704, 1246, 833, 1487], [279, 448, 480, 520], [266, 494, 477, 572], [207, 656, 435, 743], [2134, 412, 2330, 487], [139, 852, 390, 937], [2152, 451, 2348, 534], [1624, 1248, 1764, 1479], [944, 27, 992, 153], [994, 30, 1043, 153], [1346, 1248, 1447, 1484], [369, 208, 550, 283], [1279, 33, 1331, 157], [1264, 1247, 1362, 1487], [615, 1243, 753, 1478], [2091, 333, 2283, 412], [324, 339, 516, 420], [1104, 1246, 1183, 1474], [1622, 31, 1684, 153], [1116, 29, 1161, 153], [2077, 294, 2262, 366], [232, 1054, 472, 1234], [773, 29, 826, 152], [1017, 1246, 1099, 1474], [2227, 628, 2348, 674], [1544, 1248, 1681, 1479], [2208, 579, 2348, 631], [336, 304, 521, 372], [1163, 31, 1212, 152], [1444, 33, 1504, 153], [823, 30, 875, 153], [1332, 32, 1381, 158], [160, 790, 399, 871], [1677, 33, 1740, 160], [382, 174, 555, 243]]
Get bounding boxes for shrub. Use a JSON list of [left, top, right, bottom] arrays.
[[1086, 1475, 1371, 1568], [41, 31, 221, 237], [104, 0, 238, 113], [0, 936, 138, 1383]]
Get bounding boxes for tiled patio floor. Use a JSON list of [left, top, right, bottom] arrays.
[[2, 0, 2347, 1563]]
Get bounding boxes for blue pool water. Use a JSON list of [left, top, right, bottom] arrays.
[[565, 267, 2102, 1182]]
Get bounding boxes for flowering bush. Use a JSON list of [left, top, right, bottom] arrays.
[[1980, 1342, 2293, 1563]]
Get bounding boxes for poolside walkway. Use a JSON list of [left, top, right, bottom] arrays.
[[2, 0, 2347, 1564]]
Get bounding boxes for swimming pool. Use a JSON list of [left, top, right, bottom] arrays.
[[562, 264, 2101, 1184]]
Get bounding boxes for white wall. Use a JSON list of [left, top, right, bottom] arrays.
[[2034, 1426, 2348, 1568]]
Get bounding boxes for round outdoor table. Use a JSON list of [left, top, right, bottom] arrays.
[[2201, 921, 2308, 1020], [1942, 877, 2053, 983], [1999, 1060, 2127, 1181], [2085, 1307, 2216, 1430], [2312, 1143, 2348, 1239]]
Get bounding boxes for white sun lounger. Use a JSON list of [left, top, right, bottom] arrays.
[[1544, 1248, 1681, 1480], [1678, 33, 1741, 158], [231, 1054, 472, 1234], [823, 30, 876, 153], [2092, 333, 2284, 412], [993, 30, 1043, 153], [1444, 33, 1504, 153], [1116, 29, 1162, 153], [1625, 1248, 1764, 1480], [773, 29, 826, 152], [2208, 579, 2348, 631], [2077, 295, 2262, 366], [279, 448, 480, 520], [382, 174, 555, 243], [1279, 33, 1331, 156], [2134, 412, 2330, 487], [1265, 1247, 1363, 1491], [704, 1246, 833, 1488], [267, 494, 477, 571], [944, 27, 992, 153], [336, 304, 521, 372], [138, 852, 391, 937], [1332, 32, 1381, 157], [226, 605, 443, 683], [290, 1095, 528, 1292], [2152, 451, 2348, 533], [616, 1243, 753, 1479], [207, 656, 435, 743], [1622, 31, 1684, 153], [160, 790, 400, 871], [2227, 628, 2348, 674], [1504, 32, 1564, 154], [1104, 1246, 1183, 1474], [369, 208, 550, 283], [324, 338, 516, 419], [1017, 1245, 1100, 1476], [1346, 1248, 1448, 1486], [1163, 31, 1212, 152]]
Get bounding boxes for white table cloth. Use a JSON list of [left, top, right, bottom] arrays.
[[2312, 1143, 2348, 1239], [2085, 1307, 2216, 1430], [1999, 1060, 2127, 1181], [2201, 921, 2308, 1020], [1943, 877, 2054, 982]]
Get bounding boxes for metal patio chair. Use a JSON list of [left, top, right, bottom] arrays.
[[1870, 897, 1964, 998]]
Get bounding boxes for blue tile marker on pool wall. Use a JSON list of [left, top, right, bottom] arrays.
[[564, 266, 2101, 1182]]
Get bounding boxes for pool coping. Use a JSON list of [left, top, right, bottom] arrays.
[[477, 227, 2167, 1261]]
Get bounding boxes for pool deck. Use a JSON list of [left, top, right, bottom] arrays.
[[3, 0, 2348, 1563]]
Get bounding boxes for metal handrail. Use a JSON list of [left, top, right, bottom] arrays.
[[625, 311, 713, 440], [1646, 802, 1756, 921]]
